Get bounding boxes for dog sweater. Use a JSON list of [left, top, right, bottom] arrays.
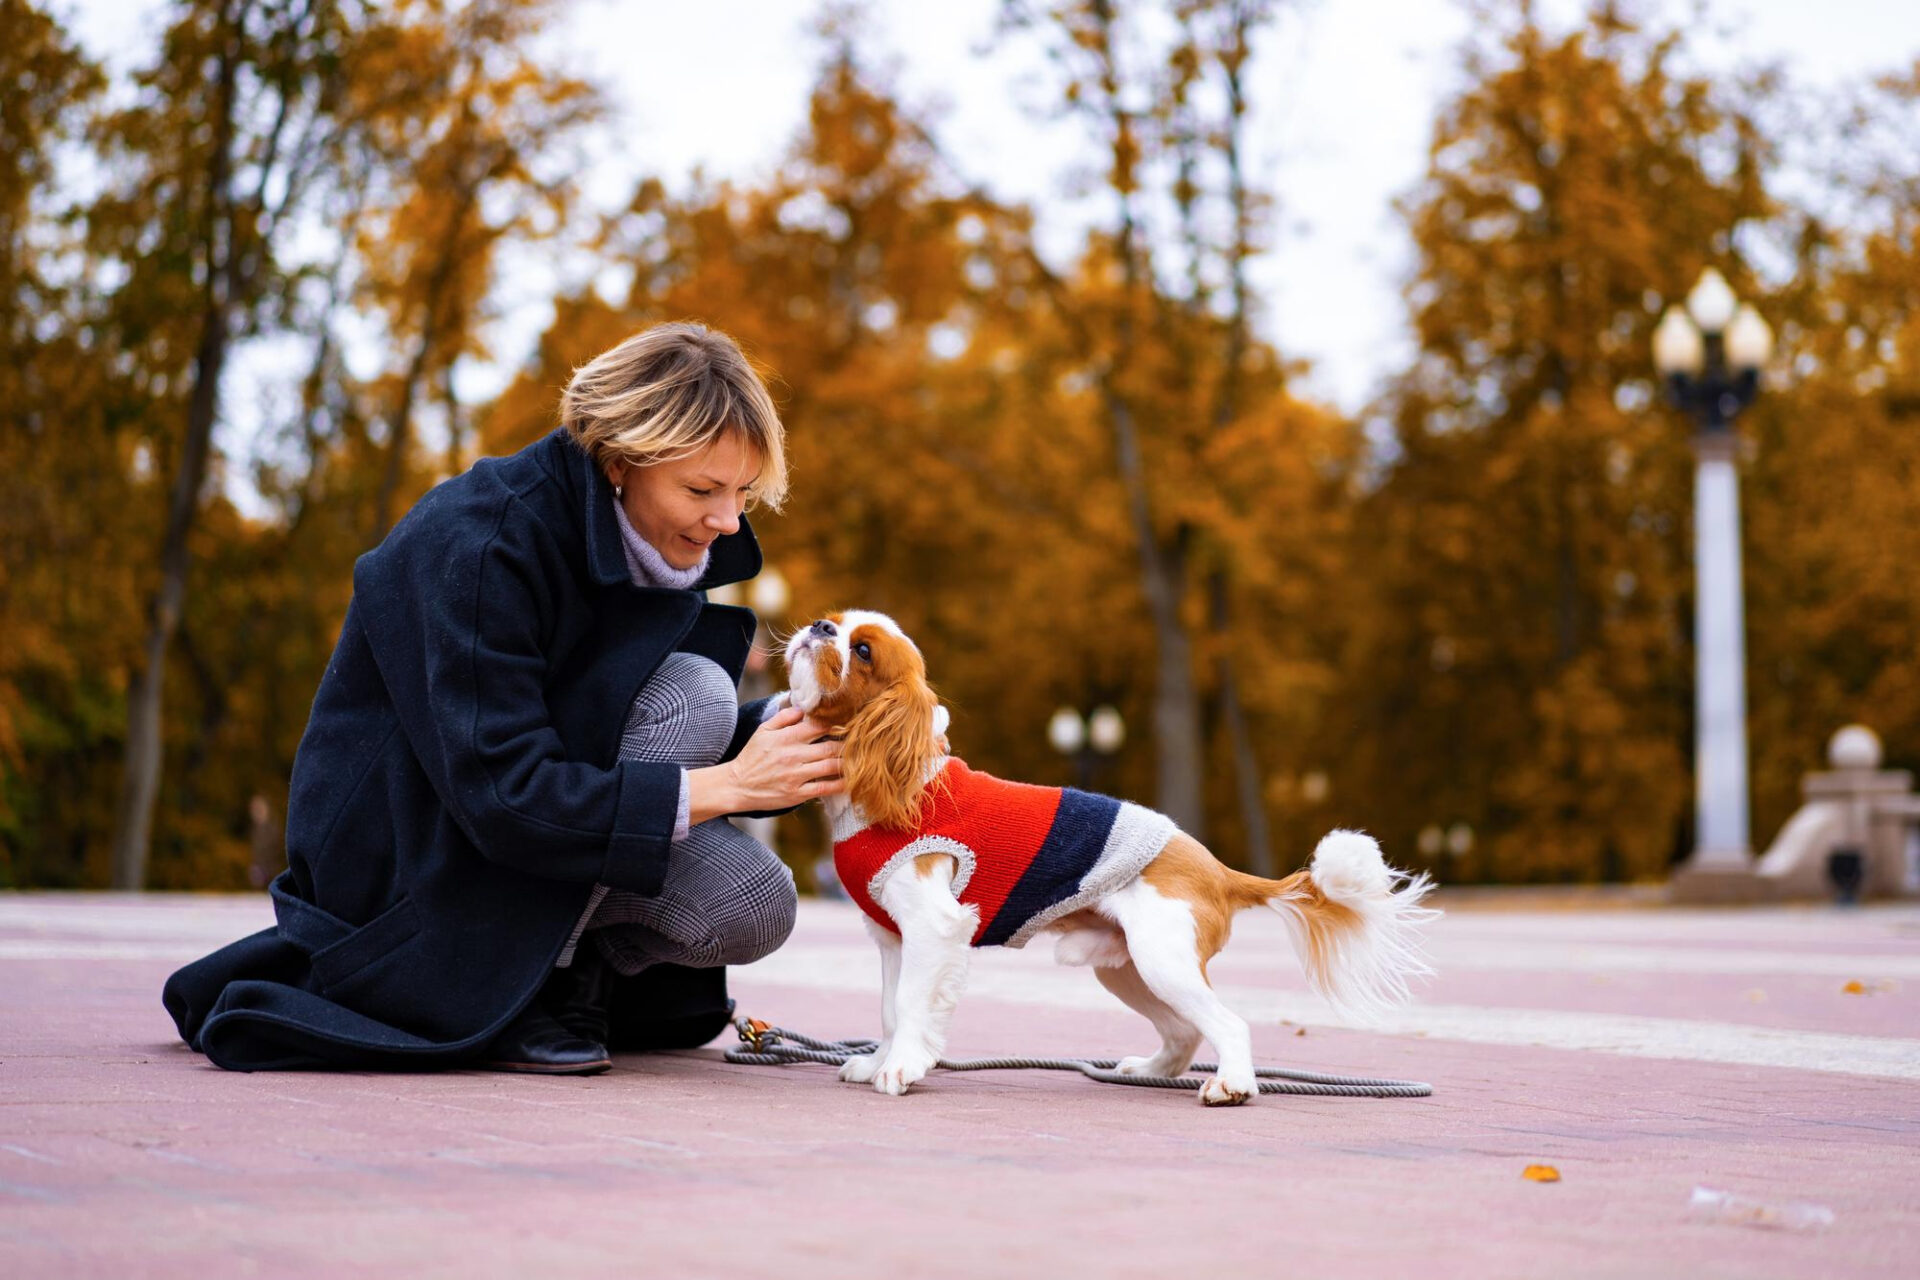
[[832, 758, 1178, 949]]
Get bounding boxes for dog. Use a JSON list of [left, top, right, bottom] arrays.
[[780, 610, 1436, 1105]]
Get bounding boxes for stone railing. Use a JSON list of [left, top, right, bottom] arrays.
[[1754, 726, 1920, 902]]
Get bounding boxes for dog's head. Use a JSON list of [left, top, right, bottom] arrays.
[[783, 610, 946, 830]]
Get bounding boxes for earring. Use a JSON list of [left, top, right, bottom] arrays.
[[613, 484, 623, 499]]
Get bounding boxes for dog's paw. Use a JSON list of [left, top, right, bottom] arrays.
[[1197, 1073, 1255, 1107], [872, 1046, 936, 1096], [838, 1053, 880, 1083], [1116, 1054, 1184, 1078]]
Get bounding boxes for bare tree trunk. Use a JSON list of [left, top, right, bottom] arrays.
[[1105, 384, 1205, 834], [1207, 0, 1274, 874], [440, 366, 464, 477], [368, 172, 480, 547], [1085, 0, 1206, 837], [110, 2, 244, 889], [369, 325, 430, 545], [1212, 573, 1274, 874], [286, 224, 358, 537]]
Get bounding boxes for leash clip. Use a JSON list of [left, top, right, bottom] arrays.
[[735, 1016, 776, 1052]]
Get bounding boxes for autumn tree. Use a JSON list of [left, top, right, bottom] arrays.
[[349, 0, 602, 545], [98, 0, 355, 888], [987, 0, 1356, 876], [0, 2, 111, 881], [0, 0, 607, 888], [1332, 1, 1774, 881], [1740, 61, 1920, 840]]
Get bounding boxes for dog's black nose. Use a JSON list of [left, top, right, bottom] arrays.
[[810, 619, 837, 638]]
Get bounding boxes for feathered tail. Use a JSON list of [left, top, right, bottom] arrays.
[[1234, 830, 1438, 1023]]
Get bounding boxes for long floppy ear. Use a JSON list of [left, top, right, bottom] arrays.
[[843, 676, 942, 831]]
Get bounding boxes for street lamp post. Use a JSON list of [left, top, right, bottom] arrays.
[[1048, 704, 1126, 791], [1652, 268, 1774, 902]]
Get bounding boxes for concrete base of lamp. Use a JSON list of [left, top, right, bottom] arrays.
[[1667, 854, 1763, 905]]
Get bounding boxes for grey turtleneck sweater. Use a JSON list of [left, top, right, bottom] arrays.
[[614, 497, 711, 591]]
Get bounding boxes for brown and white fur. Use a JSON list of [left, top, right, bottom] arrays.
[[782, 609, 1437, 1106]]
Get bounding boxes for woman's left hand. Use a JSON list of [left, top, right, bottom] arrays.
[[687, 706, 844, 821]]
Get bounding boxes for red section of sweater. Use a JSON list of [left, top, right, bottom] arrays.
[[833, 760, 1063, 942]]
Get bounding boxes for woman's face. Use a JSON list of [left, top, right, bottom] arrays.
[[611, 432, 763, 571]]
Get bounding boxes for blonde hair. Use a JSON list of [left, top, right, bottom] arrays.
[[561, 321, 788, 510]]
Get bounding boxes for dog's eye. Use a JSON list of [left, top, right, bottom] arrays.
[[853, 642, 872, 662]]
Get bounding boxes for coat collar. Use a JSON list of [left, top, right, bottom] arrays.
[[547, 428, 764, 592]]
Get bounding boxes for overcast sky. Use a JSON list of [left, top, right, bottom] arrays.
[[64, 0, 1920, 421]]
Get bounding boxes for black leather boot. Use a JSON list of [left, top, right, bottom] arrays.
[[478, 1003, 610, 1075], [604, 963, 735, 1051], [544, 946, 612, 1048]]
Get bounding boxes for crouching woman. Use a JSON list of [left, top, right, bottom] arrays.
[[164, 322, 840, 1073]]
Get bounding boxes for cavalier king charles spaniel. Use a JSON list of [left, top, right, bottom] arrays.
[[780, 610, 1436, 1105]]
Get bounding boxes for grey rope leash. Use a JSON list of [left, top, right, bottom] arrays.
[[723, 1017, 1432, 1098]]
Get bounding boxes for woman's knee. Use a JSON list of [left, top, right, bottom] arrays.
[[705, 856, 797, 966], [621, 653, 738, 765]]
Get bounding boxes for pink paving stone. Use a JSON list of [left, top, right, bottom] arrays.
[[2, 890, 1917, 1280]]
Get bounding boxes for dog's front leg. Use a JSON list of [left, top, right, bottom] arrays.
[[839, 920, 902, 1084], [871, 853, 975, 1096]]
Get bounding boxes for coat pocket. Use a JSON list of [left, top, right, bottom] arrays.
[[308, 895, 422, 994]]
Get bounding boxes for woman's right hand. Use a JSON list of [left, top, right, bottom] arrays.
[[688, 706, 844, 822]]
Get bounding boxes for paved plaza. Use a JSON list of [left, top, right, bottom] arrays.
[[2, 889, 1916, 1279]]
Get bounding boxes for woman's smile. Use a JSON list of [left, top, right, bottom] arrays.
[[614, 432, 763, 569]]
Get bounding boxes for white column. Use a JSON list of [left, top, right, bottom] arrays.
[[1692, 434, 1751, 862]]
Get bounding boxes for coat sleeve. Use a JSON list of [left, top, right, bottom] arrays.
[[389, 501, 685, 895]]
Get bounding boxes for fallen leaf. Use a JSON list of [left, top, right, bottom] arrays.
[[1842, 980, 1867, 995], [1294, 1027, 1307, 1037], [1523, 1164, 1561, 1183]]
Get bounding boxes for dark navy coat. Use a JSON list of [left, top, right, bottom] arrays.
[[164, 428, 771, 1070]]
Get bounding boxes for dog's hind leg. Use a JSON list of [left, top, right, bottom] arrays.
[[1102, 880, 1257, 1106], [1094, 961, 1203, 1079]]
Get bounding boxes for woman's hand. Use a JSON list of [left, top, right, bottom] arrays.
[[688, 706, 844, 822]]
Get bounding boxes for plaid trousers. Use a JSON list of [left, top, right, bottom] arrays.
[[560, 652, 797, 976]]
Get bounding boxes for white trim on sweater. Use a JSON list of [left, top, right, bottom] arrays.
[[862, 836, 978, 915]]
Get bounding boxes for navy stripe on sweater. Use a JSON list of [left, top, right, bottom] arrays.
[[977, 789, 1121, 947]]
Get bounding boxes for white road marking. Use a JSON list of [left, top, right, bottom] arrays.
[[1219, 939, 1920, 980]]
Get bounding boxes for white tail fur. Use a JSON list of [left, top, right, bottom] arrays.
[[1269, 829, 1439, 1024]]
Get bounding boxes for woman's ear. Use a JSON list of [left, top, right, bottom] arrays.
[[843, 677, 941, 830]]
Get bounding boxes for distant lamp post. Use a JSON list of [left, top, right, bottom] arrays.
[[1653, 267, 1775, 901], [1050, 704, 1125, 790], [1417, 822, 1474, 876]]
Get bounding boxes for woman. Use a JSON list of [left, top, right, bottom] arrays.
[[164, 322, 841, 1073]]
